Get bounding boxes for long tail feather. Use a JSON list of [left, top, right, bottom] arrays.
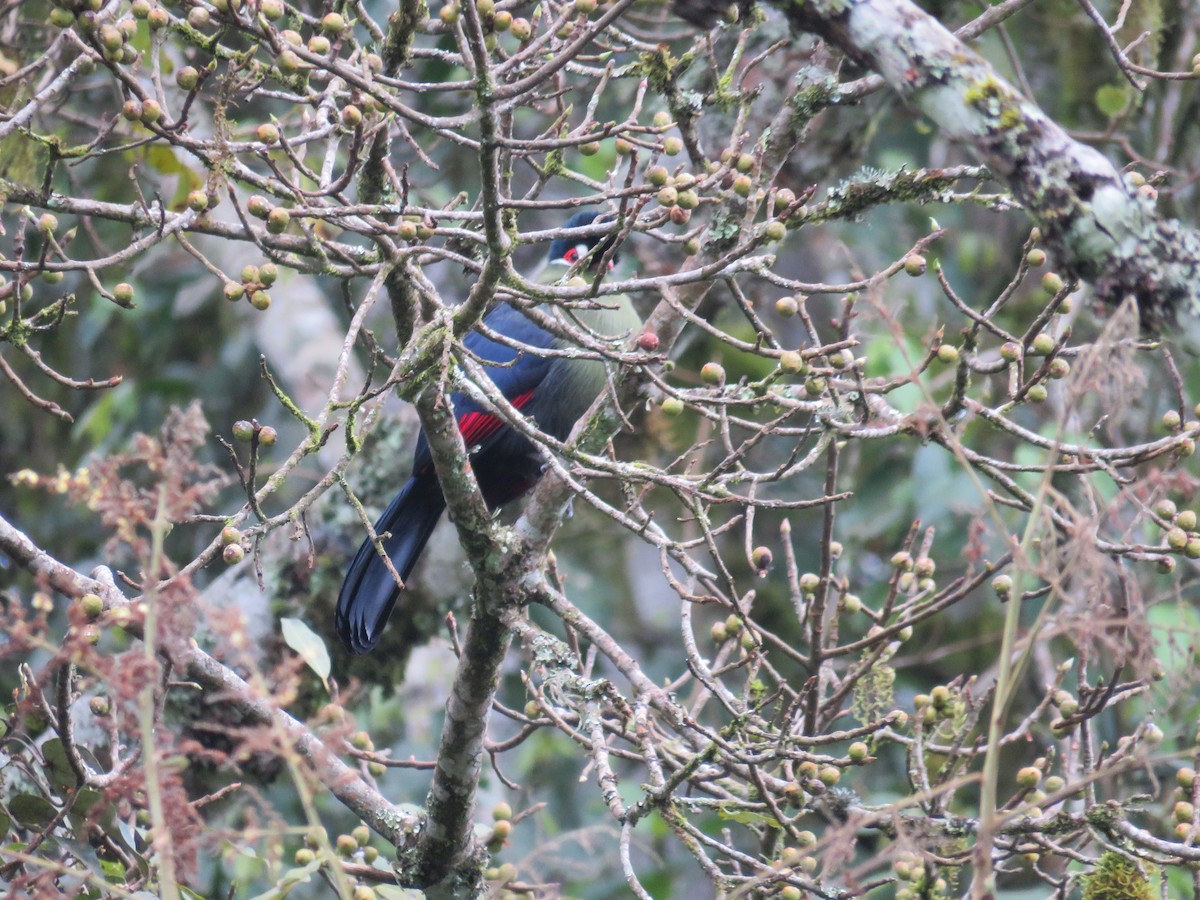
[[336, 475, 446, 654]]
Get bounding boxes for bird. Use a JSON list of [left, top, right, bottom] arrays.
[[336, 210, 640, 654]]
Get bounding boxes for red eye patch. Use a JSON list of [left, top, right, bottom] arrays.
[[564, 247, 580, 263]]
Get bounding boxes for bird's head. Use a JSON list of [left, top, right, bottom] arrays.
[[547, 210, 619, 271]]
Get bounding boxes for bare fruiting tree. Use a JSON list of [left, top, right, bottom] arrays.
[[2, 0, 1200, 897]]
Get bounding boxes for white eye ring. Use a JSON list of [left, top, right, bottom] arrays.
[[574, 242, 590, 260]]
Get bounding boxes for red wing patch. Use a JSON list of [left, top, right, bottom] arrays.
[[458, 389, 535, 449]]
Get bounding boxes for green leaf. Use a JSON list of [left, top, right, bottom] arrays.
[[41, 738, 81, 795], [1095, 84, 1131, 118], [280, 617, 331, 689], [246, 858, 323, 900], [8, 793, 58, 829]]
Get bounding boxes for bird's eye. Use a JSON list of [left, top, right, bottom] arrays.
[[564, 247, 579, 263]]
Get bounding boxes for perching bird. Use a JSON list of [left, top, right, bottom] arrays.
[[336, 211, 639, 654]]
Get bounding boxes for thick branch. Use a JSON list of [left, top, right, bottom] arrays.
[[0, 511, 419, 849], [772, 0, 1200, 325]]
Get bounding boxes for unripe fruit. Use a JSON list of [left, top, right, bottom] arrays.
[[223, 543, 245, 564], [232, 420, 254, 441], [492, 10, 512, 30], [1178, 767, 1196, 790], [724, 614, 743, 634], [440, 3, 459, 23], [266, 207, 290, 234], [257, 123, 280, 145], [936, 344, 958, 364], [122, 99, 143, 121], [578, 141, 600, 156], [732, 175, 752, 197], [490, 819, 512, 841], [661, 397, 684, 416], [38, 213, 58, 235], [90, 695, 111, 716], [147, 6, 168, 28], [700, 362, 725, 385], [779, 350, 805, 374], [735, 153, 755, 173], [683, 237, 700, 255], [224, 283, 244, 302], [842, 593, 861, 613], [1000, 341, 1022, 362], [1026, 384, 1048, 402], [662, 136, 682, 156], [321, 12, 346, 34], [250, 290, 271, 310], [100, 24, 124, 51], [113, 283, 135, 304], [335, 833, 357, 856], [276, 49, 303, 73], [903, 254, 926, 277], [50, 8, 76, 27], [818, 766, 841, 786], [258, 425, 277, 445], [80, 593, 104, 618], [220, 526, 242, 545], [848, 741, 868, 762], [668, 206, 690, 225], [140, 100, 162, 125], [764, 220, 786, 242], [676, 189, 699, 210], [803, 376, 826, 395], [259, 263, 278, 285], [775, 296, 798, 317], [1163, 409, 1182, 431], [656, 186, 677, 208], [1016, 767, 1041, 788], [187, 6, 209, 27], [614, 138, 632, 156], [1026, 248, 1046, 266], [307, 35, 330, 54], [293, 848, 315, 865], [177, 66, 200, 90], [646, 165, 669, 187], [1047, 358, 1070, 379], [992, 574, 1013, 597], [1027, 336, 1056, 357], [1041, 272, 1063, 295], [574, 0, 596, 13], [1177, 510, 1197, 530], [710, 621, 728, 643], [751, 546, 772, 574], [652, 110, 672, 128], [509, 16, 531, 39], [1179, 438, 1196, 458], [341, 105, 362, 127], [774, 187, 796, 209], [246, 195, 271, 219], [241, 265, 260, 284], [1176, 801, 1195, 823], [799, 573, 820, 593], [186, 190, 208, 212]]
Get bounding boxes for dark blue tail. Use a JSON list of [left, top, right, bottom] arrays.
[[336, 475, 447, 654]]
